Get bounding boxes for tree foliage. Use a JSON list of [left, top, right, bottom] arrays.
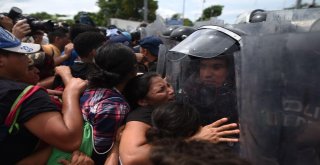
[[170, 13, 193, 26], [26, 0, 165, 27], [197, 5, 224, 21], [97, 0, 158, 24]]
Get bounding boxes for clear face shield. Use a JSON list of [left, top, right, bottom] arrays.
[[166, 26, 241, 126], [170, 26, 241, 58]]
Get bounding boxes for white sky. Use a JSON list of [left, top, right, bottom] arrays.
[[0, 0, 316, 24]]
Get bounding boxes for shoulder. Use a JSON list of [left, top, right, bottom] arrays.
[[126, 107, 153, 125], [19, 88, 59, 123]]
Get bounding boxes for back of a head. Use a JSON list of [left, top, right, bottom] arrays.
[[73, 31, 106, 58], [123, 72, 160, 109], [162, 25, 181, 38], [48, 27, 69, 43], [150, 139, 251, 165], [249, 9, 267, 23], [69, 23, 100, 42], [88, 43, 137, 89], [170, 26, 196, 42], [146, 101, 201, 142], [139, 36, 163, 57]]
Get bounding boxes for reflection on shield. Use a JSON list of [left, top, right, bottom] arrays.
[[156, 37, 179, 77], [237, 32, 320, 165]]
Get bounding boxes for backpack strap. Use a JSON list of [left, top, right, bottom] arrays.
[[5, 85, 44, 133]]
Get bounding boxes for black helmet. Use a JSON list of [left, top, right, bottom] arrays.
[[170, 26, 196, 42], [249, 9, 267, 23], [162, 25, 181, 38], [170, 25, 243, 58]]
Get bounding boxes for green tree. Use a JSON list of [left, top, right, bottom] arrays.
[[171, 13, 181, 19], [29, 12, 54, 20], [171, 13, 193, 26], [28, 12, 74, 25], [183, 18, 193, 26], [97, 0, 158, 24], [197, 5, 224, 21], [73, 12, 104, 26]]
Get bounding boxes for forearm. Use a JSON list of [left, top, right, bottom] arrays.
[[54, 54, 70, 66], [105, 143, 120, 165], [61, 89, 83, 145], [37, 76, 55, 89]]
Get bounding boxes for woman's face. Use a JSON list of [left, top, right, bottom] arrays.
[[144, 76, 175, 106]]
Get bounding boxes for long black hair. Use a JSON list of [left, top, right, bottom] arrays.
[[146, 101, 201, 143], [88, 43, 137, 89], [123, 72, 160, 109]]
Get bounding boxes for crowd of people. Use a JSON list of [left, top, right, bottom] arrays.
[[1, 6, 319, 165]]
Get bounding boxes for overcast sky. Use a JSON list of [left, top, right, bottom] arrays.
[[0, 0, 316, 24]]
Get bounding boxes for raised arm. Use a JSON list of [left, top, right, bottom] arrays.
[[24, 77, 87, 151]]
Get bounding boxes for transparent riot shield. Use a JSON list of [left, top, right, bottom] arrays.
[[265, 8, 320, 32], [156, 37, 179, 77], [237, 32, 320, 165], [145, 15, 167, 37]]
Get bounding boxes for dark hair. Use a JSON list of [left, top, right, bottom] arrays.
[[0, 49, 12, 56], [123, 72, 160, 109], [73, 32, 106, 58], [87, 43, 136, 89], [150, 139, 251, 165], [69, 23, 101, 42], [48, 27, 69, 43], [146, 101, 201, 142]]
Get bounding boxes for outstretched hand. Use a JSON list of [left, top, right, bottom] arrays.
[[191, 118, 240, 143]]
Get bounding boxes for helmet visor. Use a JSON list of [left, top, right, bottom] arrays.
[[170, 28, 238, 58]]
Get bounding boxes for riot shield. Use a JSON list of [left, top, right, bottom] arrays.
[[237, 32, 320, 165], [144, 15, 167, 37], [156, 36, 179, 77], [265, 8, 320, 32]]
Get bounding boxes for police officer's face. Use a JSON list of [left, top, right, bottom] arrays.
[[199, 58, 228, 87]]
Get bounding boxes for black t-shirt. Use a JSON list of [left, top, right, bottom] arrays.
[[126, 106, 154, 126], [52, 62, 95, 89], [0, 79, 58, 164]]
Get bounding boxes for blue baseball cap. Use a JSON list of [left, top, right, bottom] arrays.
[[0, 27, 40, 54], [139, 36, 163, 57], [109, 34, 131, 46]]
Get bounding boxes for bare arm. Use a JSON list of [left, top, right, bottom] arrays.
[[37, 76, 55, 89], [104, 125, 125, 165], [24, 77, 87, 151], [119, 121, 152, 165], [53, 43, 73, 66]]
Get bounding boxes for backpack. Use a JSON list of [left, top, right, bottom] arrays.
[[46, 121, 93, 165], [0, 85, 43, 141]]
